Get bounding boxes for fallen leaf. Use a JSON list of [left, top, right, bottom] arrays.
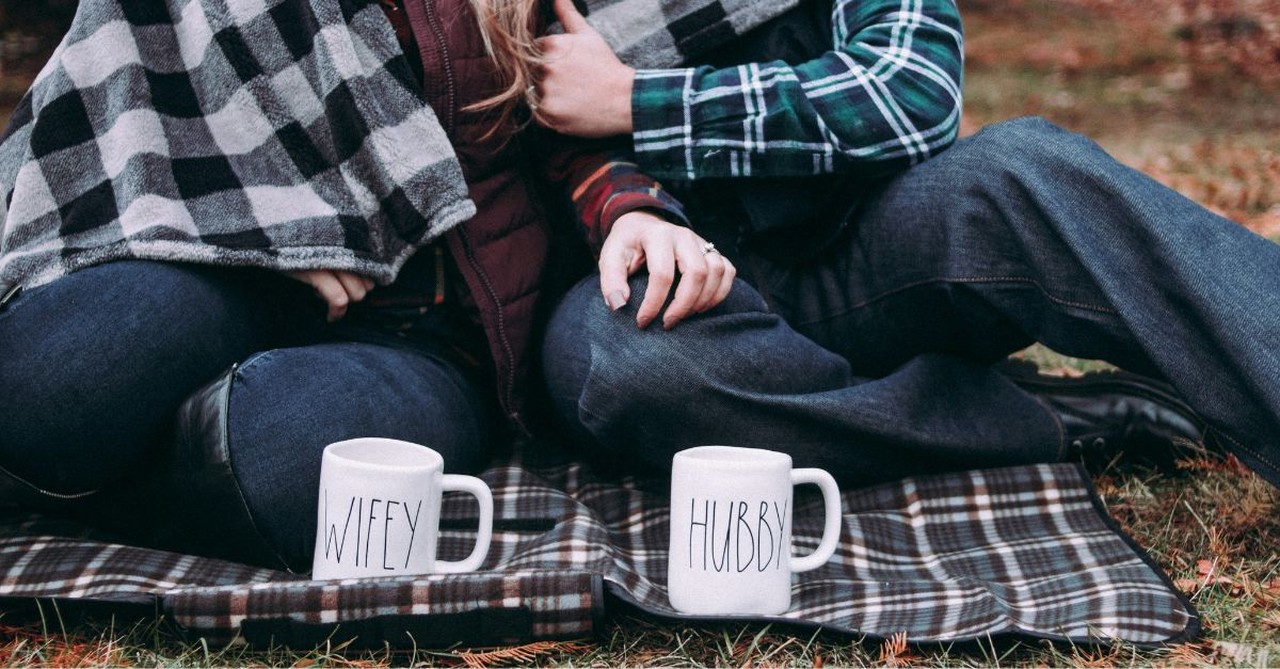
[[1174, 578, 1201, 594], [1215, 641, 1268, 666]]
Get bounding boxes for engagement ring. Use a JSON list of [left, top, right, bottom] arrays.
[[701, 242, 718, 255]]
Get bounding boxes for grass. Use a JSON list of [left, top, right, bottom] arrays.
[[1, 0, 1279, 665]]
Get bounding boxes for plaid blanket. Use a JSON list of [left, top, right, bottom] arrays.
[[0, 0, 801, 295], [0, 0, 476, 293], [0, 461, 1198, 648], [566, 0, 802, 68]]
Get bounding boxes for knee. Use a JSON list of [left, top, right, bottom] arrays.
[[545, 274, 767, 397], [545, 275, 783, 445], [0, 261, 252, 492], [957, 116, 1094, 179], [968, 116, 1063, 150], [228, 344, 491, 472], [216, 344, 491, 567]]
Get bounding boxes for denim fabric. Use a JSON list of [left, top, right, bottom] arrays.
[[225, 341, 491, 568], [0, 261, 312, 494], [0, 260, 493, 565], [543, 117, 1280, 488]]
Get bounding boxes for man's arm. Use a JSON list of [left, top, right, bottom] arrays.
[[536, 0, 964, 180]]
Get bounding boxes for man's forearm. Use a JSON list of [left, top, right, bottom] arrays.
[[536, 0, 964, 181], [628, 0, 965, 180]]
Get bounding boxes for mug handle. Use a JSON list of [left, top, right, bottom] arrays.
[[789, 468, 842, 573], [433, 474, 494, 574]]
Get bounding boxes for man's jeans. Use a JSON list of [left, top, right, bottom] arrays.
[[0, 261, 492, 569], [543, 117, 1280, 488]]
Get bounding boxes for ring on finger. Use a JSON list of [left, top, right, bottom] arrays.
[[701, 241, 718, 256]]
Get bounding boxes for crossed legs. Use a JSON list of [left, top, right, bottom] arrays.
[[0, 260, 492, 568], [543, 118, 1280, 487]]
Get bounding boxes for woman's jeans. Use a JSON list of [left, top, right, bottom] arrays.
[[543, 117, 1280, 489], [0, 261, 492, 570]]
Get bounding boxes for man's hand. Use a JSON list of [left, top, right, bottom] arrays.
[[600, 211, 736, 330], [534, 0, 635, 138], [288, 269, 374, 322]]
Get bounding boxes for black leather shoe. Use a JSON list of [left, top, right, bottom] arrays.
[[997, 360, 1208, 472]]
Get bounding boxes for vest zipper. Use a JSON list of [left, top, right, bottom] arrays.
[[418, 0, 457, 134], [454, 226, 522, 427], [403, 0, 529, 436]]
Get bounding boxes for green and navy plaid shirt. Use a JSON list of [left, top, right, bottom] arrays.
[[631, 0, 963, 180]]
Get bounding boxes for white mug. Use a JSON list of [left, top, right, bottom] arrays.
[[311, 438, 493, 580], [667, 446, 842, 615]]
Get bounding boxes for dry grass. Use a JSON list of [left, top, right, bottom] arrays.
[[1, 0, 1279, 665], [962, 0, 1280, 239]]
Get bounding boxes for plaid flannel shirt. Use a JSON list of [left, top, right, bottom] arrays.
[[630, 0, 964, 180]]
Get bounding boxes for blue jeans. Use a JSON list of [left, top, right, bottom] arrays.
[[0, 261, 493, 570], [543, 117, 1280, 488]]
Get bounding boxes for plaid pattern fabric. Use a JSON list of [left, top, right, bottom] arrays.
[[0, 0, 475, 295], [0, 461, 1196, 647], [627, 0, 965, 179], [167, 571, 603, 646], [572, 0, 803, 69], [0, 516, 282, 603], [559, 154, 689, 249]]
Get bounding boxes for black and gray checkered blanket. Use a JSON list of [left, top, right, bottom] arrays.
[[0, 460, 1197, 648], [563, 0, 802, 67], [0, 0, 476, 292], [0, 0, 801, 294]]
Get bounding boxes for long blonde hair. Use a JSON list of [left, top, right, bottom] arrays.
[[464, 0, 546, 135]]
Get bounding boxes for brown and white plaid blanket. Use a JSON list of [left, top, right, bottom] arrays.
[[0, 459, 1198, 648]]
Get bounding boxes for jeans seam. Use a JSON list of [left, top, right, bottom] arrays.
[[218, 363, 299, 572], [236, 349, 278, 376], [1211, 426, 1280, 474], [793, 275, 1118, 327]]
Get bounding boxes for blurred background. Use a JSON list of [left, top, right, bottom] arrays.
[[1, 0, 1277, 232], [0, 0, 75, 110]]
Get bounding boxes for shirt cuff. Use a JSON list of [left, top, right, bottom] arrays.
[[601, 191, 689, 237], [631, 68, 699, 180]]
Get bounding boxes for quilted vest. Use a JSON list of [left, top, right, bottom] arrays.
[[400, 0, 553, 430]]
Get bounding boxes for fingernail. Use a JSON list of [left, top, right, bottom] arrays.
[[607, 290, 626, 311]]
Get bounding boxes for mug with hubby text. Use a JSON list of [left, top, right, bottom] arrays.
[[311, 438, 493, 580], [667, 446, 842, 615]]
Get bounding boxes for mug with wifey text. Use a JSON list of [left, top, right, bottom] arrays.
[[667, 446, 842, 615], [311, 438, 493, 580]]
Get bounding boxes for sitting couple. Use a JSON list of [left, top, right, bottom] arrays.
[[0, 0, 1270, 572]]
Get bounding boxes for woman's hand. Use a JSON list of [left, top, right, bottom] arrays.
[[288, 270, 375, 322], [600, 211, 735, 330]]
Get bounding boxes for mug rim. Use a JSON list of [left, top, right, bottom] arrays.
[[324, 437, 443, 472], [673, 445, 791, 468]]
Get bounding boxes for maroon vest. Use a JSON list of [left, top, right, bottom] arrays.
[[399, 0, 553, 429]]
